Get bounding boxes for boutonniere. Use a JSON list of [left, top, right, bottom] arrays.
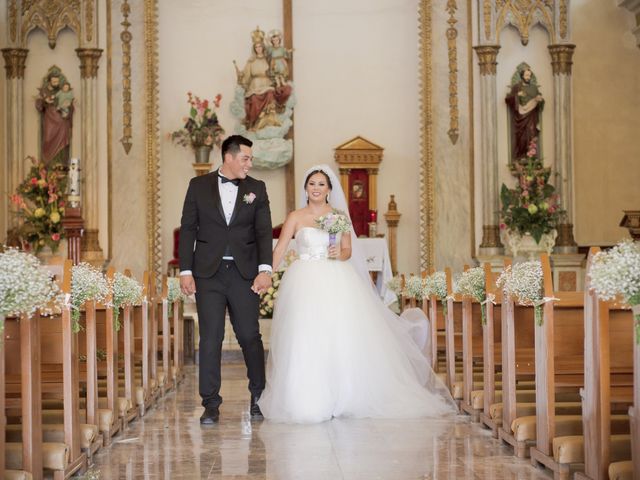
[[243, 192, 256, 204]]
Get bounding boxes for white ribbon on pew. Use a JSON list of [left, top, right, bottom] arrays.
[[532, 296, 560, 307], [480, 293, 496, 306]]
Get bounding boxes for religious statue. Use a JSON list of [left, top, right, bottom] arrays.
[[230, 26, 296, 169], [505, 63, 544, 167], [35, 66, 74, 166]]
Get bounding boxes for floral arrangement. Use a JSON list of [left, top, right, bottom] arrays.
[[424, 271, 449, 315], [497, 261, 545, 325], [112, 272, 143, 331], [167, 277, 186, 304], [260, 250, 297, 318], [455, 267, 487, 324], [170, 92, 225, 150], [589, 240, 640, 343], [500, 140, 564, 244], [0, 248, 62, 329], [316, 209, 352, 247], [403, 275, 425, 300], [71, 263, 109, 332], [11, 157, 67, 253], [386, 275, 403, 305]]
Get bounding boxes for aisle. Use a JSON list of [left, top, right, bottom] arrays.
[[90, 364, 550, 479]]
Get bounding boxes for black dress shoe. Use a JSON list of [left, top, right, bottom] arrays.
[[250, 395, 263, 419], [200, 407, 219, 424]]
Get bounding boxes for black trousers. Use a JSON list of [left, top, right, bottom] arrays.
[[195, 260, 265, 408]]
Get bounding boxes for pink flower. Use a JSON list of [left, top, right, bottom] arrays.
[[51, 233, 60, 241], [243, 192, 256, 204], [499, 223, 506, 230], [30, 177, 38, 186], [214, 94, 222, 108]]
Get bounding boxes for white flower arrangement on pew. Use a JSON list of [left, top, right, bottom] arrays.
[[112, 272, 143, 331], [167, 277, 187, 304], [403, 275, 425, 299], [589, 240, 640, 344], [424, 271, 449, 315], [385, 275, 403, 304], [455, 267, 487, 325], [0, 247, 62, 331], [497, 260, 545, 325], [71, 263, 109, 333]]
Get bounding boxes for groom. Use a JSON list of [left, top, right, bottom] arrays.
[[179, 135, 273, 424]]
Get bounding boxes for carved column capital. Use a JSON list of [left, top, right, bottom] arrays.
[[76, 48, 103, 78], [474, 45, 500, 76], [1, 48, 28, 79], [548, 44, 576, 75]]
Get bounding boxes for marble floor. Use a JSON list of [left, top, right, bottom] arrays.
[[89, 364, 552, 480]]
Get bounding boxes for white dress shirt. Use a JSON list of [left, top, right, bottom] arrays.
[[180, 172, 272, 276]]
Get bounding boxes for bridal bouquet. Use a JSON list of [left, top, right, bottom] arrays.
[[315, 209, 352, 246], [589, 240, 640, 343]]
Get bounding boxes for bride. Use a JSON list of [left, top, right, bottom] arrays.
[[258, 165, 456, 423]]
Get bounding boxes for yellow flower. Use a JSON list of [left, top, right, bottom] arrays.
[[267, 300, 274, 307], [50, 211, 61, 223], [34, 207, 46, 218], [267, 287, 275, 295], [37, 179, 47, 188], [528, 204, 538, 214]]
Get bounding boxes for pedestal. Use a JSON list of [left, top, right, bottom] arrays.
[[550, 253, 585, 292], [62, 207, 84, 265], [192, 163, 212, 177], [475, 254, 507, 272], [81, 228, 105, 268]]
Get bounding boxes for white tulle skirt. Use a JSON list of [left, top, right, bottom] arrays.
[[258, 257, 456, 423]]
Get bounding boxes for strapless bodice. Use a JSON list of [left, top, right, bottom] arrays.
[[295, 227, 330, 260]]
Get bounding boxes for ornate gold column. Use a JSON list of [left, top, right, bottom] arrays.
[[474, 45, 503, 255], [384, 195, 401, 275], [548, 44, 577, 252], [77, 47, 104, 266], [2, 48, 28, 228]]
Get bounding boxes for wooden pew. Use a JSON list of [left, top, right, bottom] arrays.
[[572, 248, 634, 480], [5, 260, 88, 479], [133, 271, 155, 415], [158, 276, 174, 392], [444, 268, 464, 404], [479, 263, 504, 437], [459, 268, 487, 422]]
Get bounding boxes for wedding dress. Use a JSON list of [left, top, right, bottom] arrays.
[[258, 226, 456, 423]]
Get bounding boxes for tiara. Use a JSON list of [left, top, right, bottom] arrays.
[[251, 26, 265, 45]]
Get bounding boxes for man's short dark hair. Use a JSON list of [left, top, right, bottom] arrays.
[[221, 135, 253, 161]]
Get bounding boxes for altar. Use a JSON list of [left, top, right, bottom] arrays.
[[273, 237, 396, 305]]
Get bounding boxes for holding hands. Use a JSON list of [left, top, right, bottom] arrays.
[[252, 271, 272, 295]]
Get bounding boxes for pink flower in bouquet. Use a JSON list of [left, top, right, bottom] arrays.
[[30, 177, 38, 186], [51, 233, 60, 241]]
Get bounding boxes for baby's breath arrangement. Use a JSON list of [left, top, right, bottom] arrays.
[[497, 261, 545, 325], [0, 248, 62, 329], [112, 272, 143, 331], [403, 275, 425, 300], [167, 277, 186, 304], [71, 263, 109, 333], [455, 267, 487, 324], [589, 240, 640, 343], [424, 271, 449, 315]]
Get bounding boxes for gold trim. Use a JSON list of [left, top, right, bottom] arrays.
[[446, 0, 459, 144], [474, 45, 500, 75], [548, 43, 575, 75], [480, 224, 502, 248], [107, 0, 113, 261], [120, 0, 132, 153], [1, 48, 28, 78], [467, 0, 475, 259], [9, 0, 18, 43], [85, 0, 93, 42], [483, 0, 492, 41], [495, 0, 554, 46], [22, 0, 81, 49], [559, 0, 568, 39], [144, 0, 161, 281], [76, 47, 102, 78], [419, 0, 435, 271]]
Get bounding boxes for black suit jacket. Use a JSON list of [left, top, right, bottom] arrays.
[[179, 170, 273, 280]]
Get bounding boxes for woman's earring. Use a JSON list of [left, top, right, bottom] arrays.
[[305, 192, 309, 203], [326, 193, 330, 203]]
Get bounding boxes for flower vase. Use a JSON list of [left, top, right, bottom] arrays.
[[506, 229, 557, 261], [35, 245, 53, 264], [194, 145, 212, 164]]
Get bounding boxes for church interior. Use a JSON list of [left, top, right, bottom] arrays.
[[1, 0, 640, 478]]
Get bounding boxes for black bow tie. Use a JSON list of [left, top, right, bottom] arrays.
[[220, 176, 240, 186]]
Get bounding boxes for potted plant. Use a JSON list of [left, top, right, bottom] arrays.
[[170, 92, 225, 164], [500, 140, 564, 259]]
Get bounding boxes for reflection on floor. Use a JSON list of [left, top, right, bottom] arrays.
[[90, 364, 551, 479]]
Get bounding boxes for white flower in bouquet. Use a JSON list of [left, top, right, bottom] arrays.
[[386, 275, 402, 296], [167, 277, 186, 304], [0, 248, 62, 327], [424, 271, 449, 315], [403, 275, 425, 299], [455, 267, 487, 324], [315, 209, 352, 235], [589, 240, 640, 343], [112, 272, 143, 331], [497, 261, 544, 325], [71, 263, 109, 332]]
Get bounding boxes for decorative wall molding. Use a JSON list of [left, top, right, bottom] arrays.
[[548, 43, 575, 75], [446, 0, 459, 145], [9, 0, 18, 43], [120, 0, 132, 154], [76, 47, 102, 78], [1, 48, 28, 78], [419, 0, 435, 271], [84, 0, 94, 43], [474, 44, 499, 75], [21, 0, 81, 48], [495, 0, 554, 46], [144, 0, 162, 282]]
